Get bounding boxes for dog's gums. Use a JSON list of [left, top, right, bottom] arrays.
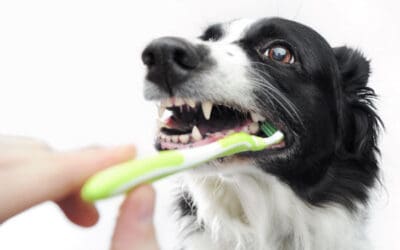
[[156, 97, 285, 150]]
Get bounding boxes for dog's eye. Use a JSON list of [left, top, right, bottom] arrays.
[[265, 46, 294, 64]]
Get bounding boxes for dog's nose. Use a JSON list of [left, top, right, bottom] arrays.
[[142, 37, 201, 93]]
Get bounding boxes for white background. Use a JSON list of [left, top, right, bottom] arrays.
[[0, 0, 399, 249]]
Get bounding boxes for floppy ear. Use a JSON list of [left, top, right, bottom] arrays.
[[333, 46, 381, 156]]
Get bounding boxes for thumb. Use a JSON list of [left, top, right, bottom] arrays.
[[111, 185, 158, 250]]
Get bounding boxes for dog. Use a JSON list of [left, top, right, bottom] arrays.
[[141, 17, 381, 250]]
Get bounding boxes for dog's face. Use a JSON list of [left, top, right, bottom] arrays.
[[142, 17, 379, 206]]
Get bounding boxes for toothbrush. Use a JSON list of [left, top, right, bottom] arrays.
[[81, 122, 284, 202]]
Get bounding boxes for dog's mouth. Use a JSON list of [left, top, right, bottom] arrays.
[[155, 97, 286, 151]]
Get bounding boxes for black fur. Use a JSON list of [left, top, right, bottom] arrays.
[[145, 17, 381, 218], [238, 18, 382, 211], [178, 191, 198, 217]]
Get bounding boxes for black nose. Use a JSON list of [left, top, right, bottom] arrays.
[[142, 37, 201, 93]]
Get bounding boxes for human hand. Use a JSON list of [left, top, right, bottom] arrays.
[[0, 135, 159, 250]]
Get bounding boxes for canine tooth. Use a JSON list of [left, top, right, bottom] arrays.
[[187, 99, 196, 108], [227, 130, 235, 135], [242, 126, 250, 133], [179, 134, 190, 144], [214, 132, 223, 138], [249, 123, 259, 133], [159, 109, 172, 121], [201, 101, 213, 120], [250, 112, 265, 122], [172, 136, 179, 143], [191, 126, 202, 141], [175, 98, 184, 106]]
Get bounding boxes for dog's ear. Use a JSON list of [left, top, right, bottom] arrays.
[[333, 46, 381, 156]]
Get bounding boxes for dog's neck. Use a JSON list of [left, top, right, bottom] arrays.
[[176, 164, 370, 250]]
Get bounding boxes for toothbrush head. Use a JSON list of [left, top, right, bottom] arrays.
[[260, 122, 278, 137]]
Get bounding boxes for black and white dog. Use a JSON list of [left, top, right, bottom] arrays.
[[141, 17, 381, 250]]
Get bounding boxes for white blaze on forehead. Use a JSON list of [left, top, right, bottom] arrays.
[[177, 18, 260, 111], [144, 18, 260, 112], [220, 18, 257, 43]]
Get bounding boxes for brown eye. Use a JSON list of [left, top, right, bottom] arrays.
[[265, 46, 294, 64]]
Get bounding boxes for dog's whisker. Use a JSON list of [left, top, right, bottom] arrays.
[[247, 69, 303, 125], [143, 17, 381, 250], [250, 70, 302, 121]]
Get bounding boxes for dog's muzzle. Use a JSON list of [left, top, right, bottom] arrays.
[[142, 37, 202, 94]]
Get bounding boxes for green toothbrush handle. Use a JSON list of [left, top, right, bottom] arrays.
[[81, 132, 282, 202], [81, 150, 185, 202]]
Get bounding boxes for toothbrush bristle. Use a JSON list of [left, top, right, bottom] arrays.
[[260, 122, 277, 137]]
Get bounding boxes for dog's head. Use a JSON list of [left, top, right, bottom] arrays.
[[142, 18, 381, 209]]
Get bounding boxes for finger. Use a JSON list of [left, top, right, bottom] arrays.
[[0, 135, 50, 151], [111, 185, 158, 250], [0, 145, 136, 222], [0, 136, 51, 165], [57, 192, 99, 227], [48, 144, 137, 201]]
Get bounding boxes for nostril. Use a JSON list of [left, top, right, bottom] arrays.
[[142, 50, 156, 67], [142, 37, 202, 92], [173, 48, 199, 70]]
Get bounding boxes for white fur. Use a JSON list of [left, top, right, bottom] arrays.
[[145, 18, 372, 250], [173, 162, 370, 250], [220, 18, 256, 43], [144, 19, 259, 111]]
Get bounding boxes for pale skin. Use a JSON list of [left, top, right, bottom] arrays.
[[0, 135, 159, 250]]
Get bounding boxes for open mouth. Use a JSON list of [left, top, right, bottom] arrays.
[[156, 97, 286, 151]]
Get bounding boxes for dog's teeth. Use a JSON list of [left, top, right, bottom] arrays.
[[242, 126, 250, 133], [157, 119, 163, 130], [250, 112, 265, 122], [191, 126, 202, 141], [179, 134, 190, 144], [159, 119, 171, 129], [175, 98, 184, 106], [249, 123, 259, 134], [186, 99, 196, 108], [163, 136, 167, 142], [165, 99, 173, 107], [227, 130, 235, 135], [201, 101, 213, 120], [160, 100, 167, 109], [158, 105, 166, 117], [172, 135, 179, 143]]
